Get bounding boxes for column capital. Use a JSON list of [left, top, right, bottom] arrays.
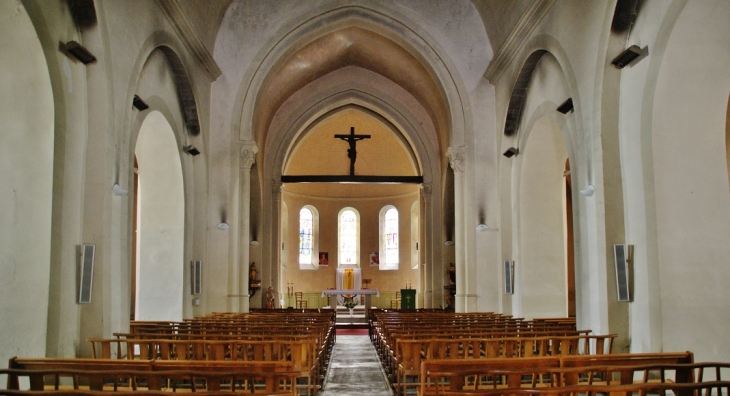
[[420, 182, 432, 201], [271, 180, 283, 200], [447, 146, 465, 173], [240, 141, 258, 169]]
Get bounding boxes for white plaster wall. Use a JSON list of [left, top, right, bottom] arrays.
[[519, 115, 568, 319], [135, 111, 185, 321], [0, 0, 54, 362], [650, 0, 730, 361]]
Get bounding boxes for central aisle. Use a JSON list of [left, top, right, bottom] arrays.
[[320, 335, 393, 395]]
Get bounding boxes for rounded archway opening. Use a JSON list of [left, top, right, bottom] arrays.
[[134, 111, 185, 321]]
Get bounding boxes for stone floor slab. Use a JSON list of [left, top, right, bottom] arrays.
[[320, 335, 392, 395]]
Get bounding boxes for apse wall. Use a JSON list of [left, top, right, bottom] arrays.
[[280, 189, 420, 306]]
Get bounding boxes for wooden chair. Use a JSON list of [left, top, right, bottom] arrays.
[[391, 291, 401, 309], [295, 292, 307, 309]]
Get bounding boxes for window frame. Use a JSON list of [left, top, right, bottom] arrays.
[[337, 207, 360, 268], [379, 205, 399, 270], [298, 205, 319, 269]]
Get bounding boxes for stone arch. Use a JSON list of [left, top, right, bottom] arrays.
[[503, 50, 548, 137], [134, 110, 185, 321], [265, 74, 440, 185], [229, 4, 471, 149], [259, 69, 444, 307], [506, 49, 578, 321], [124, 37, 206, 319]]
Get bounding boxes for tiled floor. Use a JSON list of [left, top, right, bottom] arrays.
[[320, 335, 393, 395]]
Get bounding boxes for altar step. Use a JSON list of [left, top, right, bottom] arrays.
[[334, 305, 369, 329]]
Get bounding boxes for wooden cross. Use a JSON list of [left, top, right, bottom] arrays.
[[334, 127, 371, 176]]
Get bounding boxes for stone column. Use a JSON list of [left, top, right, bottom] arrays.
[[268, 180, 283, 305], [238, 142, 257, 312], [420, 183, 433, 308], [447, 146, 466, 312]]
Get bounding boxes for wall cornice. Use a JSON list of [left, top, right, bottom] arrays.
[[155, 0, 222, 81], [483, 0, 556, 83]]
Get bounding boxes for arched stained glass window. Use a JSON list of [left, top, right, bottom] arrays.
[[380, 206, 399, 270], [338, 208, 359, 266], [299, 208, 313, 265]]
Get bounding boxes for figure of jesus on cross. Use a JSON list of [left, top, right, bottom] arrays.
[[334, 127, 371, 176]]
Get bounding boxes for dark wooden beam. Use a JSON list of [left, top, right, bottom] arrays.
[[281, 175, 423, 184]]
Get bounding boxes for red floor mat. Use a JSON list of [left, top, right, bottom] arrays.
[[336, 328, 369, 336]]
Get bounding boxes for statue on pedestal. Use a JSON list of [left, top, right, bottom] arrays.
[[445, 262, 456, 311], [265, 286, 275, 309], [249, 262, 258, 282]]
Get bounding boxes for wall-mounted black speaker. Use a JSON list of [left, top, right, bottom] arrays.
[[614, 244, 631, 301], [504, 260, 514, 294], [191, 260, 202, 295], [78, 244, 95, 304], [557, 98, 574, 114]]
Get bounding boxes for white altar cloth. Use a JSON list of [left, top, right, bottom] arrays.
[[322, 289, 379, 319], [321, 289, 379, 297]]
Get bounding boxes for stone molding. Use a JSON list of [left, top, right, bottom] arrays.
[[240, 141, 258, 169], [447, 146, 466, 173], [483, 0, 556, 83], [420, 183, 432, 201], [155, 0, 222, 81]]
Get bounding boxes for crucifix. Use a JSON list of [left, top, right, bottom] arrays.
[[334, 127, 371, 176]]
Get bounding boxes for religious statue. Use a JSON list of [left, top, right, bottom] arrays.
[[249, 262, 258, 282], [265, 286, 275, 310], [445, 262, 456, 311]]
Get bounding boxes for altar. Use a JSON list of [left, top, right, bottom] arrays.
[[321, 289, 379, 319]]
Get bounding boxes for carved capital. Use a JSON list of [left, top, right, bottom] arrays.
[[447, 146, 466, 173], [271, 180, 283, 200], [240, 141, 258, 169], [420, 183, 432, 201]]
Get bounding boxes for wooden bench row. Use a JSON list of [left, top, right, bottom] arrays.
[[434, 380, 730, 396], [374, 330, 594, 364], [389, 335, 617, 395], [86, 339, 322, 395], [4, 357, 299, 395], [419, 351, 698, 395]]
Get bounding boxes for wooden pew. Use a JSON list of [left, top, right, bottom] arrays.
[[419, 352, 695, 396], [434, 380, 730, 396], [6, 357, 298, 395], [420, 357, 561, 395]]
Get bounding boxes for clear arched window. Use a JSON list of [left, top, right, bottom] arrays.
[[338, 208, 359, 266], [380, 206, 399, 270], [298, 205, 319, 268]]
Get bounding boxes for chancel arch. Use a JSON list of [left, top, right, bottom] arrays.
[[260, 69, 445, 307]]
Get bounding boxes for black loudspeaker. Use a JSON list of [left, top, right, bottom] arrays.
[[614, 244, 631, 301], [78, 244, 95, 304], [504, 260, 514, 294], [191, 260, 202, 295]]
